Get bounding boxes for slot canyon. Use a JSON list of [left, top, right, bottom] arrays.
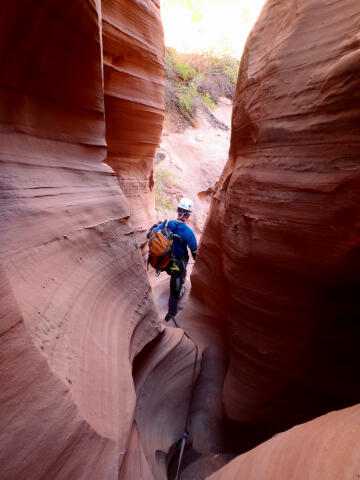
[[1, 0, 360, 479]]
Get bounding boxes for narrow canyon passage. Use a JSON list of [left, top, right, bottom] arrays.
[[1, 1, 360, 480]]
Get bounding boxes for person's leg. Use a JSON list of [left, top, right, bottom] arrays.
[[180, 259, 187, 286], [168, 270, 182, 317], [179, 259, 187, 297]]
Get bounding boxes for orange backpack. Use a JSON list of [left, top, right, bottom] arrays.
[[147, 220, 173, 272]]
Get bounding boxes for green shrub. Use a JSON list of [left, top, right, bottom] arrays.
[[155, 167, 173, 191], [221, 60, 238, 85], [177, 82, 216, 119], [165, 46, 238, 124], [206, 53, 239, 85], [166, 48, 197, 82], [177, 83, 199, 119], [154, 168, 175, 211], [201, 92, 216, 110], [155, 192, 174, 211], [176, 58, 197, 81]]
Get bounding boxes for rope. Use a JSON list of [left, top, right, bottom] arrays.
[[174, 432, 188, 480], [171, 317, 199, 480], [171, 317, 180, 328]]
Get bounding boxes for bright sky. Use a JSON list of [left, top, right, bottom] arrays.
[[160, 0, 267, 59]]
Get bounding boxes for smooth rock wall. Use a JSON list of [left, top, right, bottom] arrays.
[[209, 404, 360, 480], [0, 1, 192, 478], [185, 0, 360, 447], [2, 0, 360, 478], [102, 0, 165, 243]]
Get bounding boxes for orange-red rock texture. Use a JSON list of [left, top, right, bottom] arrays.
[[2, 0, 360, 478], [0, 1, 196, 479], [183, 0, 360, 475], [209, 404, 360, 480], [102, 0, 165, 239]]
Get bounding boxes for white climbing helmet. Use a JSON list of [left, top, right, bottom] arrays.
[[178, 197, 193, 212]]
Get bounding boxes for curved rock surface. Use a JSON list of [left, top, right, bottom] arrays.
[[102, 0, 165, 242], [2, 0, 360, 478], [183, 0, 360, 455], [209, 404, 360, 480], [0, 1, 194, 479]]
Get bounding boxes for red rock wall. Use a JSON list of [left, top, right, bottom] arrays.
[[186, 0, 360, 441], [3, 0, 360, 478], [0, 1, 192, 479], [102, 0, 165, 241], [209, 404, 360, 480]]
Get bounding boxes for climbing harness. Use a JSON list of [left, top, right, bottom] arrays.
[[171, 316, 199, 480]]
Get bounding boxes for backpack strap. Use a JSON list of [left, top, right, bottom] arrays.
[[147, 221, 162, 239], [171, 233, 184, 244]]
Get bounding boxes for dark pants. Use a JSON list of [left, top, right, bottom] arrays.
[[167, 257, 187, 316]]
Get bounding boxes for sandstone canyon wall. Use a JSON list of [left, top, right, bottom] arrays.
[[102, 0, 165, 241], [183, 0, 360, 476], [2, 0, 360, 479], [0, 1, 195, 479], [209, 403, 360, 479]]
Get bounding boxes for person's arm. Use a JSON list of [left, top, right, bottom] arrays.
[[152, 220, 164, 232], [188, 232, 198, 260]]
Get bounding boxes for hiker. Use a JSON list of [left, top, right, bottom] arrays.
[[153, 198, 198, 322]]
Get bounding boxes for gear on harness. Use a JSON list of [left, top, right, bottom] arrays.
[[170, 262, 180, 272]]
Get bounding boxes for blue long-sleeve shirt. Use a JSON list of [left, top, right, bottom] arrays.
[[155, 220, 197, 258]]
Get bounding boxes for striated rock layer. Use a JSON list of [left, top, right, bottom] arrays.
[[184, 0, 360, 455], [2, 0, 360, 478], [102, 0, 165, 242], [0, 1, 194, 479]]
